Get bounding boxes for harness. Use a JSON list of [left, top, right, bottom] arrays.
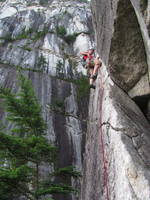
[[82, 54, 94, 68]]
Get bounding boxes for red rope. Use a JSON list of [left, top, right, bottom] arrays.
[[99, 82, 109, 200]]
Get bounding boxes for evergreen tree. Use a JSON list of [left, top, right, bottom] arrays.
[[0, 73, 80, 200]]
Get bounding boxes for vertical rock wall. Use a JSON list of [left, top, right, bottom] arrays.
[[81, 0, 150, 200], [0, 1, 92, 200], [1, 0, 150, 199]]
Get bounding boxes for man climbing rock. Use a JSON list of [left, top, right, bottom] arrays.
[[80, 49, 102, 89]]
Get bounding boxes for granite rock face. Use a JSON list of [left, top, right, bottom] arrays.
[[1, 0, 150, 200], [0, 1, 92, 200], [0, 0, 93, 77], [80, 0, 150, 200]]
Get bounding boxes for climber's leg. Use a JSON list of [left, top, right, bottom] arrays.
[[89, 68, 94, 84], [89, 68, 93, 78], [88, 65, 95, 89], [91, 57, 102, 80], [93, 64, 100, 75]]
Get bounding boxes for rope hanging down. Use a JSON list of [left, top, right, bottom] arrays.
[[99, 83, 110, 200]]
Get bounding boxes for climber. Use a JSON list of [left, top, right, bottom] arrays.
[[80, 49, 102, 89]]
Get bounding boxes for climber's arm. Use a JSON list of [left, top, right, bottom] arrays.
[[80, 51, 89, 56]]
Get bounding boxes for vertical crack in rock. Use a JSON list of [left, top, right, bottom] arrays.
[[1, 0, 150, 200], [81, 0, 150, 199], [0, 1, 92, 200]]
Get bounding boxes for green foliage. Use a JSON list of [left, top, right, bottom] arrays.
[[49, 99, 65, 113], [0, 165, 33, 183], [74, 76, 89, 100], [56, 26, 79, 44], [0, 73, 80, 199], [15, 27, 50, 41], [37, 54, 48, 72], [0, 165, 32, 200], [53, 166, 81, 178], [0, 27, 51, 44], [78, 0, 89, 2], [0, 132, 57, 163], [68, 58, 78, 76], [0, 29, 33, 43], [36, 184, 78, 197], [56, 26, 67, 37], [21, 45, 32, 51], [0, 74, 46, 136], [15, 28, 33, 40], [52, 99, 65, 108], [31, 28, 50, 41], [39, 0, 49, 6], [56, 60, 64, 77], [64, 33, 78, 44], [0, 26, 80, 47], [45, 199, 54, 200]]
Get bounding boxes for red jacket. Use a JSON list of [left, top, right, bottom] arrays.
[[83, 55, 93, 61]]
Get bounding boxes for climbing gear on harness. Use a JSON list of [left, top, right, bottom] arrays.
[[89, 84, 96, 89], [81, 56, 88, 68], [90, 73, 98, 80], [81, 54, 94, 68]]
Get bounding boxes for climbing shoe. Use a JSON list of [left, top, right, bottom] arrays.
[[89, 84, 96, 89], [91, 73, 97, 80]]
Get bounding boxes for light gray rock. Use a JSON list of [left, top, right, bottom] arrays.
[[0, 64, 89, 200], [80, 0, 150, 200], [0, 1, 91, 200], [1, 0, 150, 200], [0, 0, 93, 77]]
